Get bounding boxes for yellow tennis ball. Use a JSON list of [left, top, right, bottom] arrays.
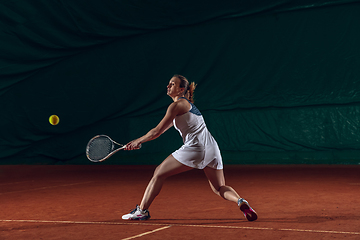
[[49, 115, 60, 125]]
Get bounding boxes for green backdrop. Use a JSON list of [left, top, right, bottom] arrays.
[[1, 0, 360, 164]]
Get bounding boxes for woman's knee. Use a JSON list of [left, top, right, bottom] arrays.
[[153, 166, 167, 180], [208, 181, 224, 195]]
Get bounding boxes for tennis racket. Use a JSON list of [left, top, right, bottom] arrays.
[[86, 135, 140, 162]]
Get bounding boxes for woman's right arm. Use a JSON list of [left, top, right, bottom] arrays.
[[125, 102, 180, 150]]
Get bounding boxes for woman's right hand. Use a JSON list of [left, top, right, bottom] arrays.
[[125, 139, 142, 151]]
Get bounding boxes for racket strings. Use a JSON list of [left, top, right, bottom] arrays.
[[87, 137, 114, 161]]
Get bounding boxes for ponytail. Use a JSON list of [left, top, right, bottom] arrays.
[[187, 82, 197, 103], [173, 74, 197, 103]]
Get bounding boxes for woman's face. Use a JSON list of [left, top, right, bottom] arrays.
[[167, 77, 184, 98]]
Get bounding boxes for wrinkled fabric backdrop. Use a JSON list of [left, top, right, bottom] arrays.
[[1, 0, 360, 164]]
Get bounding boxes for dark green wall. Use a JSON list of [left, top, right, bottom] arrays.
[[1, 1, 360, 164]]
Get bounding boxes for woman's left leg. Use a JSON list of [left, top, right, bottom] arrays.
[[203, 167, 240, 203], [204, 166, 258, 221]]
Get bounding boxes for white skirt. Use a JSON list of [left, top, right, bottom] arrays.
[[172, 143, 223, 170]]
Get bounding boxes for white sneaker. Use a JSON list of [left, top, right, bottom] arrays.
[[122, 205, 151, 220]]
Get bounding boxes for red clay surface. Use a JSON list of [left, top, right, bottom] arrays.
[[1, 165, 359, 239]]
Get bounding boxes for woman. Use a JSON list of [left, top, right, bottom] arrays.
[[122, 74, 257, 221]]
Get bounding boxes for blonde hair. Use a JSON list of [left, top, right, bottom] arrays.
[[173, 74, 197, 103]]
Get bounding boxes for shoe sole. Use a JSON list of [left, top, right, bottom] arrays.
[[130, 216, 150, 220], [240, 203, 258, 221]]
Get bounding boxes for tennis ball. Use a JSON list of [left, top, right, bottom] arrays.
[[49, 115, 60, 125]]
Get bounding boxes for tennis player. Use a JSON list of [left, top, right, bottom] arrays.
[[122, 74, 257, 221]]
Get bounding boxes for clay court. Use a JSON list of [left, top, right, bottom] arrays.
[[1, 164, 359, 239]]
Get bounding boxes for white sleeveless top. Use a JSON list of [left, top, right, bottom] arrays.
[[171, 98, 223, 169], [173, 98, 213, 146]]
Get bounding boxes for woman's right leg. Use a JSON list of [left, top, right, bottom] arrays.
[[139, 154, 192, 210]]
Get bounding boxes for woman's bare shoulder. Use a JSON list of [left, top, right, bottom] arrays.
[[170, 98, 190, 115]]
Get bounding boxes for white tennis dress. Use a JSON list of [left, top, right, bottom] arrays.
[[172, 98, 223, 170]]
